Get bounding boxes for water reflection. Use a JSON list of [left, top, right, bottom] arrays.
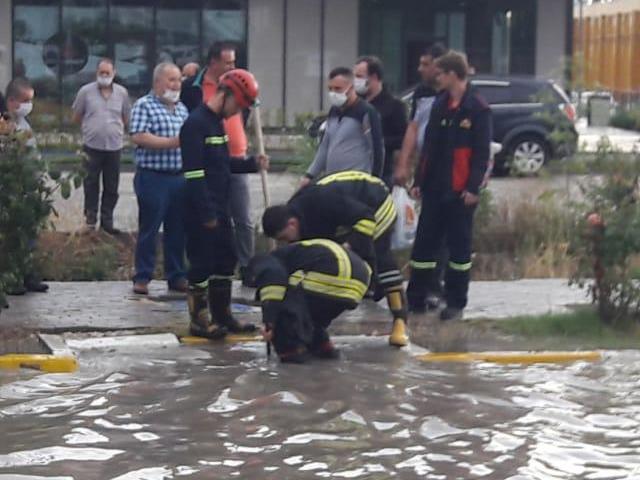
[[1, 342, 639, 479]]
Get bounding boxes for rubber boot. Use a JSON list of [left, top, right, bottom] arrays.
[[310, 328, 340, 359], [208, 279, 256, 333], [387, 288, 409, 347], [188, 283, 227, 340]]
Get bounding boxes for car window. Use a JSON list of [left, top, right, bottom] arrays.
[[474, 85, 511, 105], [511, 84, 542, 103]]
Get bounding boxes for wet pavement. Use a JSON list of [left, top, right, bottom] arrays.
[[0, 280, 588, 334], [1, 341, 639, 479]]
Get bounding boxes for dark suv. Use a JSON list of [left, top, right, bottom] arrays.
[[400, 75, 578, 175]]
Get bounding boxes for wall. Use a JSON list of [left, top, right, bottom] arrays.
[[247, 0, 359, 126], [536, 0, 569, 84], [0, 0, 12, 95]]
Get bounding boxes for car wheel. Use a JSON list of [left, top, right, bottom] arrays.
[[508, 135, 548, 175]]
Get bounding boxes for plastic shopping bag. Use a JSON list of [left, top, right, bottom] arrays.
[[390, 186, 417, 251]]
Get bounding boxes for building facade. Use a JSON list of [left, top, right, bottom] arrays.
[[0, 0, 573, 128]]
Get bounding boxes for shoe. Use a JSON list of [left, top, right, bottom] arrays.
[[311, 341, 341, 360], [168, 278, 189, 293], [389, 318, 409, 347], [24, 276, 49, 293], [82, 223, 96, 234], [440, 307, 463, 322], [188, 284, 227, 340], [426, 294, 442, 311], [133, 281, 149, 295], [208, 279, 256, 333], [279, 347, 310, 364], [101, 225, 122, 236]]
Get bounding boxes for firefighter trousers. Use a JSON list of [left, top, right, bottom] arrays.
[[185, 216, 237, 285], [407, 195, 476, 309]]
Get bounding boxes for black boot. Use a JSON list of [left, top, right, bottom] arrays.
[[24, 274, 49, 293], [188, 283, 227, 339], [208, 279, 256, 333]]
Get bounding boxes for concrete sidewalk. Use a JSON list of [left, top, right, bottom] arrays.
[[1, 279, 588, 335]]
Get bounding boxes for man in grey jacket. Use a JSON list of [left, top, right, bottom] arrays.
[[301, 67, 384, 187]]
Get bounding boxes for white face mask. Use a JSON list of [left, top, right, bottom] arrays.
[[354, 77, 369, 95], [328, 90, 349, 108], [15, 102, 33, 118], [97, 75, 114, 87], [162, 89, 181, 104]]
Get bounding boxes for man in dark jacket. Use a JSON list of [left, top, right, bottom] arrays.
[[249, 239, 371, 363], [407, 51, 492, 322], [180, 69, 268, 339], [262, 171, 409, 347], [353, 56, 407, 188], [181, 42, 256, 286]]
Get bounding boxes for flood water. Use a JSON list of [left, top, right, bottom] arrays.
[[1, 340, 639, 479]]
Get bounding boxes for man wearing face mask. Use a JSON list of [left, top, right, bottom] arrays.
[[129, 62, 189, 296], [72, 58, 132, 235], [4, 77, 49, 295], [5, 77, 37, 149], [301, 67, 384, 187], [179, 69, 269, 339], [353, 56, 407, 189]]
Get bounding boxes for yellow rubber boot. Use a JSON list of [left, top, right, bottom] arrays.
[[386, 289, 409, 347], [389, 318, 409, 347]]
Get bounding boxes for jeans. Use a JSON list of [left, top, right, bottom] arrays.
[[228, 174, 254, 268], [133, 169, 186, 285], [83, 146, 120, 227]]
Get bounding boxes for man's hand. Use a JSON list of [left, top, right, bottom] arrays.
[[393, 163, 410, 187], [261, 325, 273, 342], [256, 154, 270, 171], [203, 219, 218, 230], [299, 176, 312, 189], [461, 191, 480, 207], [410, 186, 421, 200]]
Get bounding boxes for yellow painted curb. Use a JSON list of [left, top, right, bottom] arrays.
[[416, 351, 602, 365], [0, 354, 78, 373], [180, 334, 263, 345]]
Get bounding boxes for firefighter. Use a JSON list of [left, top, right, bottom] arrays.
[[261, 170, 409, 347], [180, 69, 269, 339], [407, 51, 492, 321], [249, 239, 372, 363]]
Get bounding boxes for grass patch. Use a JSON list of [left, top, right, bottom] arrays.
[[491, 306, 640, 349]]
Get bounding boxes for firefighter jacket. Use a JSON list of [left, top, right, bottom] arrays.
[[415, 87, 492, 198], [254, 239, 372, 328], [179, 103, 258, 224], [288, 170, 396, 267]]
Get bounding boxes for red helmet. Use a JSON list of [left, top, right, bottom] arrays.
[[219, 69, 259, 109]]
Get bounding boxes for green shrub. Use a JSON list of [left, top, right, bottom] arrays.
[[610, 107, 640, 132], [570, 152, 640, 326], [0, 132, 82, 308]]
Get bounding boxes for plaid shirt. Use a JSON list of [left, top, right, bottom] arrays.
[[129, 93, 188, 171]]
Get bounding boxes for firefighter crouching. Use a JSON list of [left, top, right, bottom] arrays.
[[248, 239, 372, 363], [261, 170, 410, 347], [179, 69, 269, 339]]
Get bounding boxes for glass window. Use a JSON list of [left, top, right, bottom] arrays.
[[473, 84, 512, 104], [111, 1, 154, 98], [13, 0, 61, 129], [202, 0, 247, 66], [156, 0, 201, 68], [61, 0, 108, 124]]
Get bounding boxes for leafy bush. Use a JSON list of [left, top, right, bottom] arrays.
[[570, 152, 640, 326], [0, 132, 81, 308], [610, 107, 640, 132]]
